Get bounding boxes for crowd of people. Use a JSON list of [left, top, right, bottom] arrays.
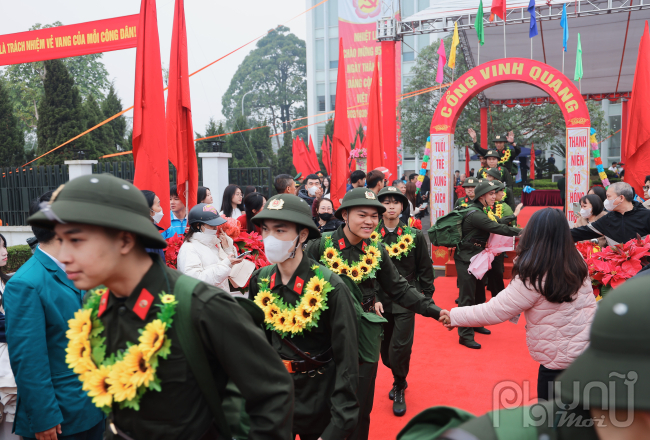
[[0, 148, 647, 440]]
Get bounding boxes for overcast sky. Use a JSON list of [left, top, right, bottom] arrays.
[[1, 0, 308, 134]]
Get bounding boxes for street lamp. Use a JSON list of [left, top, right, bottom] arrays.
[[241, 90, 253, 117]]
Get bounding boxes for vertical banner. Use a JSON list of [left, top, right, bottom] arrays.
[[339, 0, 401, 138], [429, 133, 453, 221], [566, 127, 590, 223]]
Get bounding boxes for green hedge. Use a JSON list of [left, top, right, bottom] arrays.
[[7, 245, 32, 273]]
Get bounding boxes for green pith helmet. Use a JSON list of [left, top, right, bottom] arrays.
[[473, 180, 501, 199], [485, 167, 503, 180], [27, 173, 168, 249], [377, 186, 408, 209], [559, 276, 650, 410], [335, 187, 386, 220], [251, 194, 320, 240], [493, 134, 507, 143], [462, 177, 479, 188], [485, 150, 501, 159]]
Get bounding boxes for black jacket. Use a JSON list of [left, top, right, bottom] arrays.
[[298, 188, 316, 206], [314, 216, 344, 233], [571, 201, 650, 244]]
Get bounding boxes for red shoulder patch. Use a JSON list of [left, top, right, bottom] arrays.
[[97, 291, 109, 318], [132, 289, 154, 320], [270, 273, 277, 289], [293, 276, 304, 294], [397, 227, 403, 236], [380, 228, 386, 237], [338, 238, 346, 250], [362, 241, 366, 252]]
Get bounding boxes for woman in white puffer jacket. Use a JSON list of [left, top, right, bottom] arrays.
[[440, 208, 597, 401], [177, 203, 243, 294]]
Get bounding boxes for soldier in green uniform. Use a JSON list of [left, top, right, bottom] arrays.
[[28, 174, 294, 440], [400, 276, 650, 440], [485, 156, 515, 210], [468, 129, 521, 176], [374, 186, 436, 417], [454, 181, 520, 349], [454, 177, 479, 209], [304, 187, 445, 440], [248, 194, 359, 440], [476, 155, 488, 179]]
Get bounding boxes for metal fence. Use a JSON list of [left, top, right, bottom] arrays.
[[228, 167, 273, 199]]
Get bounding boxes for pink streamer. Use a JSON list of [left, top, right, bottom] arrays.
[[467, 234, 515, 280]]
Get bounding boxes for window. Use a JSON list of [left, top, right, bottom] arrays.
[[608, 115, 621, 158], [317, 125, 326, 143], [328, 0, 338, 26], [417, 0, 429, 12], [417, 34, 429, 51], [402, 76, 413, 92], [314, 0, 324, 28], [330, 82, 337, 110], [315, 39, 325, 70], [402, 0, 414, 18], [317, 83, 326, 112], [329, 37, 338, 69], [403, 35, 415, 62]]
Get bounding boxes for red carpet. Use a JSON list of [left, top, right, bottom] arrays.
[[368, 277, 540, 439]]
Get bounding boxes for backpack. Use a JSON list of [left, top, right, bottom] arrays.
[[427, 206, 481, 248]]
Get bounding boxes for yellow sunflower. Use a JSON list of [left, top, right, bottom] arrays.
[[264, 304, 281, 323], [260, 278, 270, 284], [390, 245, 400, 255], [65, 337, 95, 375], [402, 235, 413, 245], [397, 240, 408, 251], [274, 309, 290, 330], [138, 319, 166, 360], [324, 247, 338, 261], [161, 294, 175, 304], [348, 265, 363, 282], [106, 361, 138, 402], [123, 345, 156, 388], [305, 276, 326, 295], [295, 304, 314, 324], [338, 264, 350, 276], [365, 246, 380, 258], [363, 254, 378, 267], [66, 308, 93, 342], [328, 257, 343, 272], [369, 231, 380, 241], [82, 365, 113, 407], [94, 287, 108, 296], [254, 290, 275, 309], [358, 262, 371, 275], [302, 292, 323, 312], [387, 245, 399, 257]]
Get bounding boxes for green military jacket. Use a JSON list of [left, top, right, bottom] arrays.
[[374, 220, 435, 314], [472, 142, 522, 175], [495, 201, 517, 226], [99, 257, 293, 440], [455, 196, 473, 209], [455, 201, 521, 264], [305, 225, 441, 319], [248, 255, 359, 440]]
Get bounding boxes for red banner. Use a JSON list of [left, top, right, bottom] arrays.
[[0, 15, 139, 66]]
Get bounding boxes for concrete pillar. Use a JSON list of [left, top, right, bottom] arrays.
[[198, 152, 232, 207], [65, 160, 98, 181]]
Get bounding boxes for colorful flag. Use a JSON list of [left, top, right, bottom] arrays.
[[166, 0, 198, 213], [574, 33, 583, 81], [561, 4, 569, 52], [365, 56, 385, 172], [491, 0, 506, 21], [528, 0, 538, 38], [476, 0, 485, 46], [331, 38, 350, 208], [448, 22, 460, 68], [436, 40, 447, 84], [307, 135, 320, 172], [132, 0, 170, 229]]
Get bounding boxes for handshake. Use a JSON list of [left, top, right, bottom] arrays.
[[438, 310, 454, 330]]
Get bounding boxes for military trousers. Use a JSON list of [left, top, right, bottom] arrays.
[[455, 258, 487, 342], [349, 361, 378, 440], [486, 253, 506, 298], [379, 311, 415, 384]]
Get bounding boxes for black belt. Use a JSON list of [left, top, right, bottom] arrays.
[[281, 338, 333, 374], [362, 297, 376, 313]]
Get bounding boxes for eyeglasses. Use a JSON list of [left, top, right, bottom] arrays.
[[644, 186, 649, 191]]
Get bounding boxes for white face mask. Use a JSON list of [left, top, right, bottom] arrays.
[[604, 197, 620, 212], [202, 227, 218, 236], [580, 208, 592, 218], [263, 235, 299, 264], [151, 208, 164, 224]]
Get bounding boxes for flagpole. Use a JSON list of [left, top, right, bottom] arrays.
[[531, 38, 533, 59], [478, 42, 480, 65], [562, 50, 565, 74], [503, 17, 506, 58]]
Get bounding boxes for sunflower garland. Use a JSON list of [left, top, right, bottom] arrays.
[[254, 265, 332, 338], [498, 148, 512, 165], [320, 235, 382, 283], [376, 225, 417, 260], [65, 287, 176, 413], [483, 204, 503, 223]]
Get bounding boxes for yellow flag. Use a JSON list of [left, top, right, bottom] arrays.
[[448, 22, 460, 69]]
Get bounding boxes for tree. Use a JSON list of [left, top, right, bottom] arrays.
[[0, 78, 25, 167], [84, 93, 116, 159], [222, 26, 306, 150], [101, 84, 128, 151], [224, 116, 256, 168], [277, 132, 296, 176], [195, 117, 222, 153], [250, 122, 278, 173], [36, 59, 88, 164]]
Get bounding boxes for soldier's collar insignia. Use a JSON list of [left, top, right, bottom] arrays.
[[365, 191, 376, 199], [268, 199, 284, 210]]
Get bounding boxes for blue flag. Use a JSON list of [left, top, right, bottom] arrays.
[[561, 4, 569, 51], [528, 0, 538, 38]]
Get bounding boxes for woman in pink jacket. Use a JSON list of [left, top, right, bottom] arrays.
[[441, 208, 597, 401]]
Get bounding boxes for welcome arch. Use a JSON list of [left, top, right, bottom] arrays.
[[429, 58, 591, 223]]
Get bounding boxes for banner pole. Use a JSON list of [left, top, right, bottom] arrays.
[[503, 18, 506, 58], [562, 50, 565, 74], [531, 38, 533, 59]]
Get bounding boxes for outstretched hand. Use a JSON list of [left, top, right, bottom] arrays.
[[507, 130, 515, 143], [468, 128, 477, 142], [439, 310, 455, 330]]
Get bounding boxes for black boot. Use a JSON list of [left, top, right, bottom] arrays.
[[388, 380, 408, 400], [393, 383, 407, 416], [474, 327, 491, 335], [459, 339, 481, 349]]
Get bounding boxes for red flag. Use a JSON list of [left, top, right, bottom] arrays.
[[292, 136, 306, 176], [307, 135, 320, 172], [133, 0, 170, 229], [624, 21, 650, 197], [332, 38, 350, 208], [299, 137, 313, 173], [530, 143, 536, 180], [365, 56, 384, 173], [167, 0, 198, 213], [465, 146, 470, 176], [322, 135, 332, 175], [491, 0, 506, 20]]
